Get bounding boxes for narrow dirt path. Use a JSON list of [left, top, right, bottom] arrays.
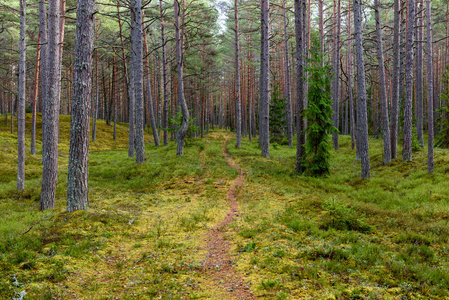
[[201, 134, 255, 299]]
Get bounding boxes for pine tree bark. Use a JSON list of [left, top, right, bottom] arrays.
[[353, 0, 370, 179], [17, 0, 26, 191], [347, 0, 355, 150], [426, 0, 434, 173], [67, 0, 95, 212], [374, 0, 391, 165], [38, 0, 48, 145], [415, 0, 424, 148], [113, 56, 117, 140], [391, 0, 400, 159], [234, 0, 241, 148], [132, 0, 145, 163], [92, 52, 99, 142], [40, 0, 61, 210], [159, 0, 169, 146], [403, 0, 414, 162], [295, 0, 306, 172], [31, 33, 40, 156], [143, 12, 160, 147], [175, 0, 189, 156], [332, 0, 341, 150], [259, 0, 270, 157], [283, 0, 293, 148]]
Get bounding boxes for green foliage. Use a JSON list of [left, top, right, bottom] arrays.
[[412, 125, 423, 152], [436, 106, 449, 148], [269, 83, 288, 145], [436, 67, 449, 148], [165, 110, 199, 144], [303, 38, 337, 176], [320, 197, 374, 233]]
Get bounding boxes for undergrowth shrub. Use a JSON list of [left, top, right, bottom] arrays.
[[319, 197, 373, 233]]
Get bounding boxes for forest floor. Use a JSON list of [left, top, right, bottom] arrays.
[[1, 114, 449, 299]]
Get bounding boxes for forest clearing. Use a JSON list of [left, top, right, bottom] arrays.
[[1, 115, 449, 299]]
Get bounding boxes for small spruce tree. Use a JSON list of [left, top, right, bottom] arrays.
[[269, 82, 288, 145], [436, 66, 449, 148], [303, 37, 337, 176]]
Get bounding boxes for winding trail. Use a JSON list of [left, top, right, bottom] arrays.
[[201, 134, 255, 299]]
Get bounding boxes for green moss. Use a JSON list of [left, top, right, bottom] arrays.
[[1, 116, 449, 298]]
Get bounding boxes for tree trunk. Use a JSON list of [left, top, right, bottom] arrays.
[[332, 0, 341, 150], [67, 0, 95, 212], [353, 0, 370, 179], [374, 0, 391, 165], [143, 12, 160, 146], [235, 0, 241, 148], [415, 1, 424, 148], [347, 0, 355, 150], [260, 0, 270, 157], [31, 33, 40, 156], [113, 56, 117, 140], [319, 0, 324, 59], [391, 0, 400, 159], [17, 0, 26, 191], [295, 0, 306, 172], [92, 52, 99, 142], [175, 0, 189, 156], [159, 0, 169, 146], [132, 0, 145, 163], [403, 0, 414, 162], [38, 0, 48, 142], [426, 0, 434, 173], [283, 0, 293, 148], [40, 0, 61, 210]]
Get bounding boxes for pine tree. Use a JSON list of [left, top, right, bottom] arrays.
[[269, 83, 287, 145], [303, 38, 337, 176]]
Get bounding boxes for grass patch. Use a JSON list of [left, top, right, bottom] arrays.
[[1, 116, 449, 298]]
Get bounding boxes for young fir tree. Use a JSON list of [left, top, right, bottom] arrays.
[[269, 83, 287, 145], [436, 66, 449, 148], [303, 38, 337, 176]]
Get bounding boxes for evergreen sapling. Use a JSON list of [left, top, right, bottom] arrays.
[[303, 38, 337, 176]]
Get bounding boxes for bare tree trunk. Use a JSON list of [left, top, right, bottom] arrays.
[[415, 0, 424, 148], [143, 12, 160, 146], [92, 52, 99, 142], [283, 0, 293, 148], [67, 0, 95, 212], [332, 0, 341, 150], [31, 33, 40, 156], [347, 0, 355, 150], [295, 0, 306, 172], [260, 0, 270, 157], [38, 0, 48, 144], [426, 0, 434, 173], [319, 0, 324, 60], [40, 0, 61, 210], [175, 0, 189, 156], [113, 56, 117, 140], [57, 0, 66, 111], [353, 0, 370, 179], [403, 0, 414, 162], [374, 0, 391, 165], [159, 0, 169, 146], [17, 0, 26, 191], [234, 0, 241, 148], [132, 0, 145, 163], [391, 0, 400, 159]]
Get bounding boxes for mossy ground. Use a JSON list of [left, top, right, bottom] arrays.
[[1, 114, 449, 299]]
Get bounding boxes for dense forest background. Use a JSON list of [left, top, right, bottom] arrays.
[[2, 0, 449, 158]]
